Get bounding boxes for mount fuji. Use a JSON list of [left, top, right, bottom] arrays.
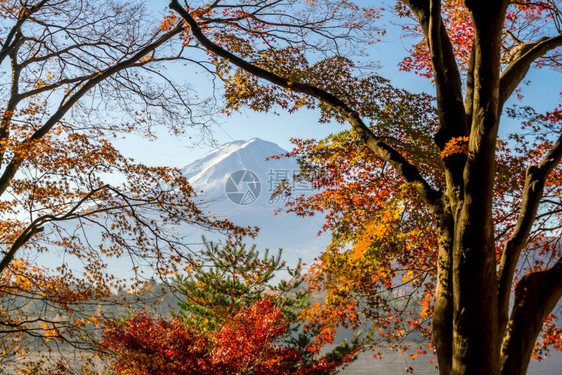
[[182, 138, 329, 267]]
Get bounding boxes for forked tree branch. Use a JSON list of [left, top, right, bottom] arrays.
[[500, 34, 562, 107], [403, 0, 468, 221], [0, 0, 49, 65]]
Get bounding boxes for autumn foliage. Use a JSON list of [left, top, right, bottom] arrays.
[[102, 299, 348, 375], [102, 241, 358, 374], [398, 0, 561, 77], [168, 1, 562, 374], [103, 312, 209, 375], [0, 0, 252, 371], [0, 0, 557, 374]]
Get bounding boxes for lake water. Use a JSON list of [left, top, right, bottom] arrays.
[[339, 349, 562, 374]]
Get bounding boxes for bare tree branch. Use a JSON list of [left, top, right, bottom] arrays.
[[0, 24, 184, 198]]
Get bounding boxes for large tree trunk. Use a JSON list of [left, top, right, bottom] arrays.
[[448, 2, 506, 373], [452, 218, 500, 374]]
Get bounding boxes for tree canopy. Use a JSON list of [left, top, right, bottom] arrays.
[[102, 241, 359, 375], [168, 0, 562, 374], [0, 0, 558, 373], [0, 0, 252, 371]]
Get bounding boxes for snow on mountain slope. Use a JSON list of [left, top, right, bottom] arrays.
[[182, 138, 295, 195], [183, 138, 328, 266]]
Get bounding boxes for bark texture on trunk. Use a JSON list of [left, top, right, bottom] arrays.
[[500, 260, 562, 375], [450, 2, 506, 373]]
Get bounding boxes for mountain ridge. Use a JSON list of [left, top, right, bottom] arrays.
[[180, 138, 327, 266]]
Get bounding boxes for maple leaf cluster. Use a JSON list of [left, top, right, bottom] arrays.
[[102, 299, 346, 375], [397, 0, 561, 77], [101, 241, 360, 374]]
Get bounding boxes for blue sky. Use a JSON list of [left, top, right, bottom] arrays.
[[117, 1, 561, 169]]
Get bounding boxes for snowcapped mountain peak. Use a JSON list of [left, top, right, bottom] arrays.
[[179, 138, 327, 266], [180, 138, 296, 197], [188, 138, 280, 164], [239, 137, 279, 150], [214, 137, 284, 158]]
